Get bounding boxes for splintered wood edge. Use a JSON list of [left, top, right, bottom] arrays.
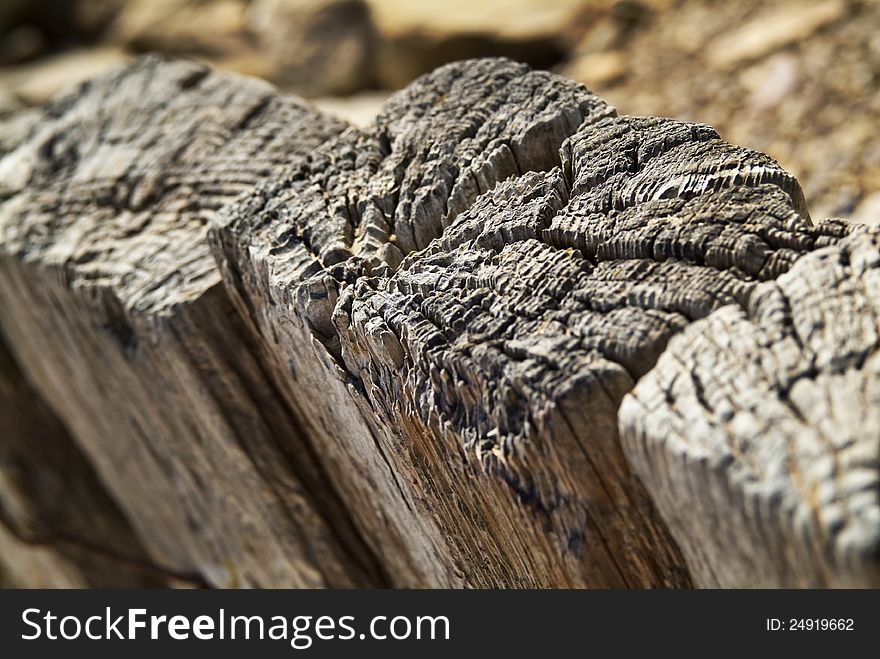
[[215, 57, 871, 586], [0, 55, 387, 588], [620, 228, 880, 587]]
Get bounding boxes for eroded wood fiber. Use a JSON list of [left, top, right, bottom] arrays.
[[0, 56, 384, 588], [620, 228, 880, 587], [3, 55, 875, 589], [215, 57, 856, 587], [213, 58, 616, 586]]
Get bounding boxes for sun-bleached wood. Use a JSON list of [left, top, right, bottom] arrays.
[[2, 56, 876, 588], [0, 337, 166, 588], [213, 58, 634, 586], [0, 56, 383, 588], [620, 228, 880, 587], [214, 58, 862, 587]]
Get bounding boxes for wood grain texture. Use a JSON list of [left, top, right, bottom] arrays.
[[0, 56, 384, 588], [3, 55, 876, 588], [620, 227, 880, 587], [0, 336, 166, 588], [212, 58, 617, 586], [214, 57, 857, 586]]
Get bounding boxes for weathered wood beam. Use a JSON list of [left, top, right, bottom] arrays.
[[620, 228, 880, 587], [2, 55, 876, 588], [213, 57, 861, 586], [0, 56, 384, 588], [213, 57, 647, 587], [0, 335, 167, 587]]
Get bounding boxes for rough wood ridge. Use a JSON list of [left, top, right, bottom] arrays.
[[0, 55, 876, 588], [621, 228, 880, 587], [0, 57, 383, 588]]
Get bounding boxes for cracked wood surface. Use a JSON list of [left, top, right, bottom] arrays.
[[621, 228, 880, 587], [1, 55, 877, 588], [0, 56, 383, 588], [215, 57, 869, 587]]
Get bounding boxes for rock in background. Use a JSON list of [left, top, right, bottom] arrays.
[[559, 0, 880, 224], [1, 1, 875, 222], [367, 0, 596, 89], [247, 0, 377, 96]]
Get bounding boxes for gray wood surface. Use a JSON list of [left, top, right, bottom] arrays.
[[621, 228, 880, 587], [0, 56, 383, 588], [1, 55, 876, 588]]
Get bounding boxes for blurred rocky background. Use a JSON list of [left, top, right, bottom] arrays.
[[0, 0, 877, 223]]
